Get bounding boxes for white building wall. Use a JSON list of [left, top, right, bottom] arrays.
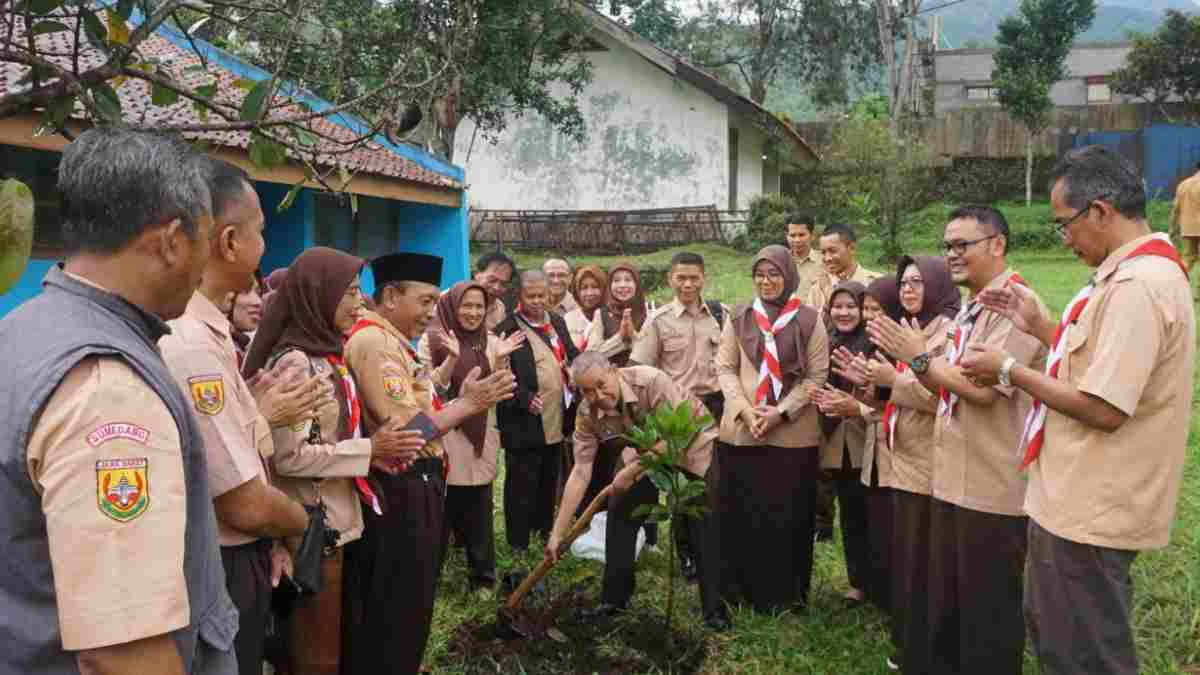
[[732, 114, 770, 211], [454, 31, 735, 212]]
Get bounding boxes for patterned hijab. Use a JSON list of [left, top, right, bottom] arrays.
[[570, 265, 608, 321]]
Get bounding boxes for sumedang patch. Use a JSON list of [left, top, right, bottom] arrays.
[[188, 375, 225, 415]]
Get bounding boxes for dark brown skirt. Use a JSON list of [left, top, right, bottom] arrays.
[[716, 442, 818, 613]]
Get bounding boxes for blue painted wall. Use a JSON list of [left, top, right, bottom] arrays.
[[0, 259, 55, 317], [257, 182, 314, 274], [1074, 124, 1200, 199]]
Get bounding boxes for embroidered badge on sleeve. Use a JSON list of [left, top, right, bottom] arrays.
[[383, 374, 407, 401], [96, 458, 149, 522], [188, 375, 225, 415]]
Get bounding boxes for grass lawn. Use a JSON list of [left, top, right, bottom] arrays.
[[427, 239, 1200, 674]]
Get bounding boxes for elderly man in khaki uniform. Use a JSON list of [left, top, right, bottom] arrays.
[[160, 160, 337, 675], [806, 222, 880, 542], [544, 257, 578, 316], [546, 353, 720, 624], [1169, 161, 1200, 293], [630, 251, 726, 583], [966, 146, 1195, 675], [786, 215, 824, 304], [3, 129, 238, 674], [870, 205, 1048, 675]]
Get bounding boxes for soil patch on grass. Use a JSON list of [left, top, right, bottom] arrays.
[[438, 587, 707, 674]]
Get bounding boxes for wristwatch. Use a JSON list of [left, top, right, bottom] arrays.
[[779, 408, 791, 422], [998, 356, 1017, 387], [909, 352, 932, 375]]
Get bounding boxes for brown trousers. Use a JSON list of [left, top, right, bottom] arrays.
[[287, 549, 344, 675], [926, 498, 1027, 675]]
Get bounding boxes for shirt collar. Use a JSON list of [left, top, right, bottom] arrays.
[[1094, 232, 1164, 283], [186, 291, 232, 338], [668, 298, 711, 318]]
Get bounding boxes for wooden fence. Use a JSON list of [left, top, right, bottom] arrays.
[[794, 102, 1193, 164], [470, 205, 748, 254]]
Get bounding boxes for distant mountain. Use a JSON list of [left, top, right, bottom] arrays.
[[931, 0, 1198, 48]]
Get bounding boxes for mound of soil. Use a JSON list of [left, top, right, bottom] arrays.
[[438, 588, 707, 674]]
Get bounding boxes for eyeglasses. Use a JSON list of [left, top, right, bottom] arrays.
[[1050, 199, 1102, 237], [753, 270, 785, 282], [941, 234, 997, 256], [899, 277, 925, 290]]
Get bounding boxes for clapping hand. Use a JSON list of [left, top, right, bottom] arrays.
[[431, 328, 460, 362], [619, 308, 636, 340], [977, 285, 1042, 336], [867, 316, 927, 363], [495, 331, 526, 359]]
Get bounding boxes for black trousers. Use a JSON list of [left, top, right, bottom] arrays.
[[221, 539, 273, 675], [892, 489, 933, 674], [815, 469, 836, 532], [830, 451, 869, 593], [926, 498, 1028, 675], [439, 483, 497, 588], [1025, 519, 1140, 675], [864, 482, 894, 613], [719, 443, 817, 613], [355, 458, 445, 675], [504, 443, 562, 551]]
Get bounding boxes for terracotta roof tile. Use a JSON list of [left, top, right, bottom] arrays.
[[2, 13, 462, 190]]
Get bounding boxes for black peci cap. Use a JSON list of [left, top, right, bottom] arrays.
[[371, 252, 443, 287]]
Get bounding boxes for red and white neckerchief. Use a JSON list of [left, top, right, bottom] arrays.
[[518, 307, 573, 407], [938, 272, 1028, 418], [1019, 235, 1188, 470], [881, 362, 907, 449], [751, 296, 804, 405], [325, 353, 381, 515]]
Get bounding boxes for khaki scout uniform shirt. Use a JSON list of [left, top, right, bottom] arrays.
[[416, 332, 504, 486], [161, 292, 269, 546], [791, 249, 825, 305], [345, 311, 446, 460], [485, 298, 507, 332], [573, 366, 715, 478], [629, 298, 727, 398], [1025, 234, 1196, 550], [820, 400, 876, 470], [715, 314, 830, 448], [882, 316, 949, 496], [563, 307, 592, 349], [932, 270, 1048, 517], [551, 293, 578, 317], [806, 263, 882, 310], [27, 356, 190, 649], [858, 410, 890, 488], [1171, 171, 1200, 237], [513, 315, 568, 445], [269, 350, 373, 545]]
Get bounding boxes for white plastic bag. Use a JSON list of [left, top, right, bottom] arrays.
[[569, 511, 646, 562]]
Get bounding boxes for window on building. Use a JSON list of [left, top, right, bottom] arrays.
[[312, 191, 398, 260], [965, 85, 999, 103], [1087, 78, 1112, 104]]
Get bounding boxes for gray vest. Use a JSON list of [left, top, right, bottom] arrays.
[[0, 267, 237, 674]]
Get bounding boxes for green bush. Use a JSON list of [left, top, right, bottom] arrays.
[[934, 156, 1058, 205], [736, 192, 799, 252]]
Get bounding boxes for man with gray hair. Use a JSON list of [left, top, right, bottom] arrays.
[[0, 129, 238, 674], [545, 351, 724, 628]]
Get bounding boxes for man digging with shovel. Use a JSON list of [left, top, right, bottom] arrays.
[[540, 351, 728, 630]]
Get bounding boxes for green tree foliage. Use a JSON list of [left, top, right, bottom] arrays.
[[0, 179, 34, 295], [992, 0, 1095, 205], [1110, 10, 1200, 124], [623, 400, 713, 644]]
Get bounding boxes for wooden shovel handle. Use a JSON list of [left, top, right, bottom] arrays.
[[504, 485, 614, 610]]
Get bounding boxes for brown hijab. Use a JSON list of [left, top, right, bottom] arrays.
[[242, 247, 365, 377], [602, 261, 647, 337], [821, 281, 869, 436], [431, 281, 492, 453], [734, 245, 815, 405], [571, 265, 608, 321], [866, 275, 903, 322], [897, 255, 961, 329]]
